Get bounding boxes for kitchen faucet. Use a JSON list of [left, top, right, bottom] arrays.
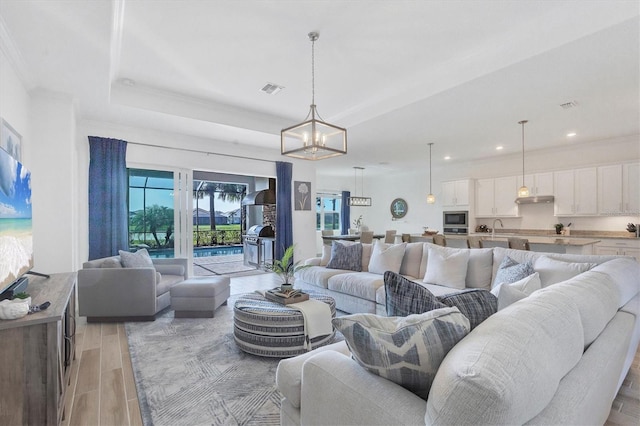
[[492, 218, 504, 239]]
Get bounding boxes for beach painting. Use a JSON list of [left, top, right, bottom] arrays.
[[0, 147, 33, 290]]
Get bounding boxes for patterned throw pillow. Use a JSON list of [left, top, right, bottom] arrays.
[[384, 271, 447, 316], [119, 248, 154, 268], [492, 256, 534, 289], [437, 289, 498, 330], [332, 309, 470, 399], [326, 242, 363, 271]]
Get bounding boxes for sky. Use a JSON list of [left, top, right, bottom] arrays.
[[0, 149, 31, 219]]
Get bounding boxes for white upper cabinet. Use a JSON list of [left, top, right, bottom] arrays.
[[596, 163, 638, 215], [623, 163, 639, 215], [517, 172, 554, 196], [442, 179, 470, 207], [554, 167, 598, 216], [598, 164, 623, 214], [475, 176, 519, 217]]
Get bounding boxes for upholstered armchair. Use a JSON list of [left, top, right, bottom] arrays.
[[78, 254, 188, 322]]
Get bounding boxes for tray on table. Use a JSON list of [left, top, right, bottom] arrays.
[[264, 289, 310, 305]]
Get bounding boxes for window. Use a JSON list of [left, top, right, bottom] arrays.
[[128, 169, 175, 257], [316, 194, 341, 230]]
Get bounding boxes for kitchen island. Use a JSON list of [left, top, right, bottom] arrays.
[[442, 234, 601, 255]]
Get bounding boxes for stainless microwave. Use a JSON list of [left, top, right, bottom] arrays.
[[443, 210, 468, 235]]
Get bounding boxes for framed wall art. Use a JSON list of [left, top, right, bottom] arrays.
[[1, 118, 22, 162], [294, 181, 311, 210]]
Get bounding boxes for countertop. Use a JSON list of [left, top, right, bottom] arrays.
[[467, 234, 601, 246]]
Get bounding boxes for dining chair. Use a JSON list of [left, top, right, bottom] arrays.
[[432, 234, 447, 246], [359, 231, 374, 244], [401, 233, 411, 243], [508, 237, 530, 251], [384, 230, 397, 244], [321, 230, 334, 245], [466, 236, 484, 249]]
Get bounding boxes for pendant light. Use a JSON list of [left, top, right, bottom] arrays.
[[517, 120, 530, 198], [426, 143, 436, 204], [348, 167, 372, 206], [281, 32, 347, 160]]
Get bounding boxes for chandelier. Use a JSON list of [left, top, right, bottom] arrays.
[[281, 32, 347, 160], [348, 167, 371, 206], [517, 120, 530, 197]]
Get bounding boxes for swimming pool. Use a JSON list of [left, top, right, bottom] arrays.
[[149, 246, 243, 258]]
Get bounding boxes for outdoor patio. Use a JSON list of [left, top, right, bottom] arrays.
[[193, 253, 264, 277]]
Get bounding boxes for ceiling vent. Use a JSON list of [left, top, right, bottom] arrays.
[[260, 83, 284, 95], [560, 101, 578, 109]]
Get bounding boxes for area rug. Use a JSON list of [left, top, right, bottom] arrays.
[[126, 294, 342, 426]]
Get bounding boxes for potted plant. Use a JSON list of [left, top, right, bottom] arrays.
[[263, 245, 310, 292], [554, 223, 564, 235]]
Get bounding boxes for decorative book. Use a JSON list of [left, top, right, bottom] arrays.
[[264, 289, 310, 305]]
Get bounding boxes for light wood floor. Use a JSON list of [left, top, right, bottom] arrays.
[[63, 272, 640, 425]]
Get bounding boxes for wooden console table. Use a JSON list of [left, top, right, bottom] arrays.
[[0, 272, 77, 425]]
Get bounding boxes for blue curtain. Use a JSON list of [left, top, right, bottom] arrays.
[[341, 191, 350, 235], [88, 137, 128, 260], [275, 161, 293, 260]]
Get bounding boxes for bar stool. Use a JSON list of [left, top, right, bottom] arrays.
[[359, 231, 374, 244], [508, 237, 530, 251], [467, 236, 484, 249], [432, 234, 447, 246]]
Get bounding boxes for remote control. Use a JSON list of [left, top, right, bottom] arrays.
[[28, 301, 51, 314]]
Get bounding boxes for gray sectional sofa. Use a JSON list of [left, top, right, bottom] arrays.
[[279, 242, 640, 425]]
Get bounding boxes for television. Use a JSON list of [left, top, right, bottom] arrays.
[[0, 147, 33, 298]]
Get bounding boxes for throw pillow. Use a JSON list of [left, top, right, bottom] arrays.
[[465, 248, 494, 289], [384, 271, 447, 316], [437, 289, 498, 330], [319, 244, 332, 266], [423, 245, 470, 289], [496, 284, 529, 311], [326, 242, 363, 271], [534, 256, 597, 287], [491, 272, 542, 297], [492, 256, 534, 289], [119, 248, 154, 268], [368, 242, 406, 274], [332, 308, 470, 399], [101, 257, 123, 268]]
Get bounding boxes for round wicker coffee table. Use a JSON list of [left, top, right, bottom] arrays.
[[233, 292, 336, 358]]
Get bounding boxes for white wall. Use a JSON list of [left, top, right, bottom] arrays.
[[0, 49, 30, 148], [77, 120, 318, 264], [318, 135, 640, 236]]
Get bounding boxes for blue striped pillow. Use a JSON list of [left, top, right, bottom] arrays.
[[326, 242, 363, 271]]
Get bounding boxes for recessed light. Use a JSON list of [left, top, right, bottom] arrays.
[[496, 146, 503, 150], [566, 132, 577, 137], [444, 156, 451, 160]]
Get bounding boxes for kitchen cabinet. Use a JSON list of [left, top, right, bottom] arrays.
[[623, 162, 639, 214], [517, 172, 554, 196], [442, 179, 471, 207], [595, 239, 640, 262], [554, 167, 597, 216], [596, 162, 638, 215], [475, 176, 519, 217]]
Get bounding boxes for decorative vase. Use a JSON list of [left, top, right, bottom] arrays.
[[280, 283, 293, 292]]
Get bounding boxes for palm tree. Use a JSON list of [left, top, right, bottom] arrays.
[[193, 182, 246, 230], [130, 205, 173, 248]]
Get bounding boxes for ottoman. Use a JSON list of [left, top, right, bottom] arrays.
[[170, 276, 230, 318], [233, 292, 336, 358]]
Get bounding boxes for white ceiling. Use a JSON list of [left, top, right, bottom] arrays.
[[1, 0, 638, 178]]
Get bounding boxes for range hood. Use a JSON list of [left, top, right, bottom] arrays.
[[242, 178, 276, 205], [515, 195, 555, 204]]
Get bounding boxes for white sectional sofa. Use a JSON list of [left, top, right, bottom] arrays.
[[279, 242, 640, 425]]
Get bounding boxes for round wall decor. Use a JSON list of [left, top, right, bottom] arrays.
[[390, 198, 408, 219]]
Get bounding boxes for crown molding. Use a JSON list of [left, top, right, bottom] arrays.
[[0, 14, 35, 90]]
